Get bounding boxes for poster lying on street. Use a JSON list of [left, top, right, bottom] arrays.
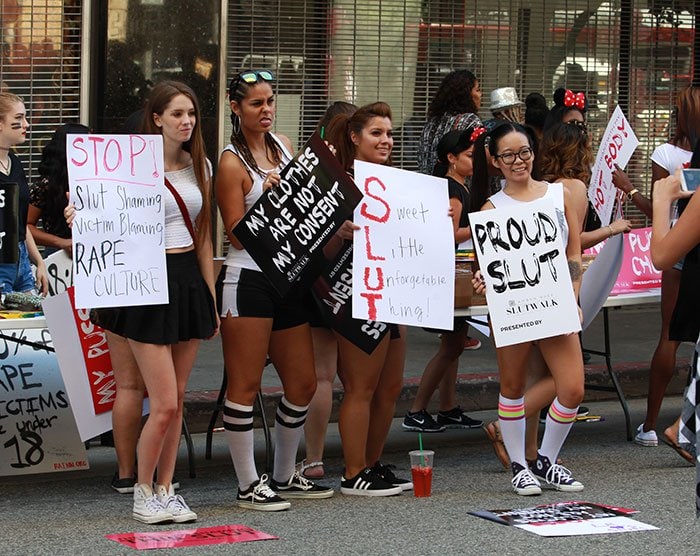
[[470, 501, 657, 537], [352, 161, 455, 330], [233, 132, 362, 296], [67, 133, 168, 309], [469, 197, 581, 347]]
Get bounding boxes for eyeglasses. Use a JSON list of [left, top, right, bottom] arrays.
[[495, 147, 533, 165], [229, 70, 275, 95], [566, 119, 588, 134]]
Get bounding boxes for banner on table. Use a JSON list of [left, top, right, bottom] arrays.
[[67, 134, 168, 309], [469, 198, 581, 347], [42, 290, 149, 441], [233, 133, 362, 296], [351, 161, 455, 330], [588, 106, 639, 227], [312, 242, 390, 354], [0, 182, 19, 264], [44, 249, 73, 296], [0, 326, 88, 476]]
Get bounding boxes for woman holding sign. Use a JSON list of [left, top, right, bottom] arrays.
[[67, 81, 218, 524], [471, 122, 585, 496], [216, 70, 333, 512], [0, 93, 48, 296], [324, 102, 411, 496]]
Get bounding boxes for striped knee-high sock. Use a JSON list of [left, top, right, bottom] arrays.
[[273, 396, 309, 484], [539, 397, 578, 464], [498, 394, 527, 468], [223, 400, 258, 491]]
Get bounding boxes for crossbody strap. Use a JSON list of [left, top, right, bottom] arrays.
[[164, 177, 196, 242]]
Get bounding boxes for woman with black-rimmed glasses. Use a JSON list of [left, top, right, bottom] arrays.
[[215, 69, 333, 511], [471, 122, 585, 496]]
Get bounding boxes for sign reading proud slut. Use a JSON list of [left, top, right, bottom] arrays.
[[469, 198, 581, 347], [67, 134, 168, 309]]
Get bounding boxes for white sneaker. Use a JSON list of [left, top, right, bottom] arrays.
[[133, 483, 173, 524], [155, 484, 197, 523], [634, 424, 658, 447]]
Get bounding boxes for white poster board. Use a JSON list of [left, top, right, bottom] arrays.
[[67, 134, 168, 309], [588, 107, 639, 226], [0, 327, 88, 475], [44, 249, 73, 295], [42, 292, 149, 441], [469, 198, 581, 347], [351, 161, 455, 330]]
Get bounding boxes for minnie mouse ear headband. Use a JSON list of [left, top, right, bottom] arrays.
[[554, 87, 587, 112], [436, 126, 485, 161]]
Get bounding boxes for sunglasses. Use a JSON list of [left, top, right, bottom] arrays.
[[229, 70, 275, 96]]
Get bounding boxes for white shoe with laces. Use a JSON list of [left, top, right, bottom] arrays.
[[510, 462, 541, 496], [132, 483, 173, 524], [634, 424, 658, 447], [155, 483, 197, 523]]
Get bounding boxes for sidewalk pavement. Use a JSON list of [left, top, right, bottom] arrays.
[[184, 301, 695, 433]]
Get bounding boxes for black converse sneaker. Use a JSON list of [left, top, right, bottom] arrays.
[[271, 470, 335, 499], [530, 453, 584, 492], [340, 467, 403, 497], [237, 474, 291, 511], [511, 462, 541, 496], [371, 462, 413, 491], [402, 409, 446, 432]]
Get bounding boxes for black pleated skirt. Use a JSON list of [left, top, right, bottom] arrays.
[[92, 251, 216, 345]]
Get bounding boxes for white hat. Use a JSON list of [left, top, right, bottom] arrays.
[[489, 87, 523, 112]]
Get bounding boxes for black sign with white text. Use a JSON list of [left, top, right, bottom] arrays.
[[0, 183, 19, 264]]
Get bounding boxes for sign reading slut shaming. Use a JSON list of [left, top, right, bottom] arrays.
[[469, 198, 581, 347], [588, 106, 639, 227], [233, 133, 363, 296], [67, 134, 168, 309], [351, 161, 455, 330]]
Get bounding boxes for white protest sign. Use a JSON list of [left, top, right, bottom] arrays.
[[0, 326, 88, 475], [42, 292, 149, 441], [469, 197, 581, 347], [352, 161, 455, 329], [44, 249, 73, 295], [588, 106, 639, 226], [67, 134, 167, 309]]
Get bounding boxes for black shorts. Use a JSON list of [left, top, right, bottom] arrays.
[[92, 251, 217, 345], [216, 265, 309, 331]]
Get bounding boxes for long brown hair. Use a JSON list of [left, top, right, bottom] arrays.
[[326, 101, 393, 171], [673, 86, 700, 149], [538, 122, 593, 184], [143, 80, 211, 244]]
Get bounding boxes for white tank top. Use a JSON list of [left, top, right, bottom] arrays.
[[163, 163, 210, 249], [223, 133, 293, 271], [488, 182, 569, 247]]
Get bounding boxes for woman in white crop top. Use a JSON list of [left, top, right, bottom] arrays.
[[471, 122, 586, 496], [67, 81, 218, 524], [215, 70, 333, 511]]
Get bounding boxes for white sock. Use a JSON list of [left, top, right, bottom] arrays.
[[498, 394, 527, 468], [223, 400, 258, 491], [272, 396, 308, 484], [539, 397, 578, 464]]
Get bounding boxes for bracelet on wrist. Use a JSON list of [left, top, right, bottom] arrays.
[[607, 225, 614, 237]]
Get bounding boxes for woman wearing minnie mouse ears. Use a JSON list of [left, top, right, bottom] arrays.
[[543, 87, 588, 132]]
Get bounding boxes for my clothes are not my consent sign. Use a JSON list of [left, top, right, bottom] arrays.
[[67, 134, 168, 309], [469, 198, 580, 347]]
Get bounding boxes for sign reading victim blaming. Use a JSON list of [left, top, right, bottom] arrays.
[[352, 161, 455, 330], [588, 106, 638, 226], [67, 134, 167, 309], [469, 198, 580, 347], [233, 132, 362, 296]]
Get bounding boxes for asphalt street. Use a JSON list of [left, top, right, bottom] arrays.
[[1, 397, 697, 555]]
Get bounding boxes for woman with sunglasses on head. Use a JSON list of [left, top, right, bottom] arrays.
[[470, 123, 585, 496], [324, 102, 411, 496], [0, 93, 48, 296], [216, 70, 333, 511], [403, 125, 486, 433], [67, 81, 219, 523]]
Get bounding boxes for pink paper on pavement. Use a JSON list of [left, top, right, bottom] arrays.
[[105, 524, 278, 550], [585, 227, 660, 295]]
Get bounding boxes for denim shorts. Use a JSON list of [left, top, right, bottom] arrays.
[[0, 242, 35, 294]]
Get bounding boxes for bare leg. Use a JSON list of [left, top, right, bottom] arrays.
[[108, 332, 145, 480]]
